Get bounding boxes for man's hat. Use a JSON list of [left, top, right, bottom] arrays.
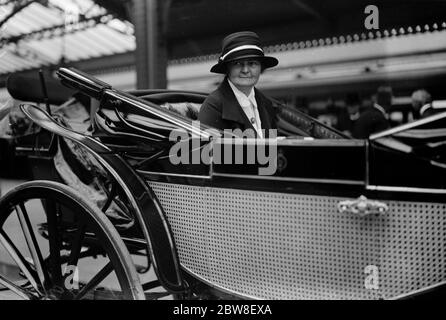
[[210, 31, 279, 74], [376, 85, 393, 108]]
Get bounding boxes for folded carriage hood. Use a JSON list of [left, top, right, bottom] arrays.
[[6, 71, 75, 105], [56, 67, 111, 101]]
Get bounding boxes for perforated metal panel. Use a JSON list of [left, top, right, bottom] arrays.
[[148, 181, 445, 300], [379, 202, 446, 299]]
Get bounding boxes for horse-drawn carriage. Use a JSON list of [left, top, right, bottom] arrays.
[[0, 67, 445, 300]]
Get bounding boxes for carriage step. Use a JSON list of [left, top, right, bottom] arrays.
[[144, 291, 171, 300], [91, 287, 126, 300], [90, 287, 170, 300]]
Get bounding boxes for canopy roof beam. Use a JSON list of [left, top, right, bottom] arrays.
[[0, 0, 40, 29], [0, 13, 113, 46]]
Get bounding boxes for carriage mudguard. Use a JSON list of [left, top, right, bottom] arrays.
[[20, 103, 187, 294]]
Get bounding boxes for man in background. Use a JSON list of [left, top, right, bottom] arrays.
[[337, 93, 361, 136], [411, 89, 435, 119], [352, 86, 393, 138]]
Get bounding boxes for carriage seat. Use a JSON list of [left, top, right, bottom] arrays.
[[159, 102, 201, 120], [138, 91, 206, 121]]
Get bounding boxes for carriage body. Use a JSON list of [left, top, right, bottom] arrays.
[[1, 68, 445, 300]]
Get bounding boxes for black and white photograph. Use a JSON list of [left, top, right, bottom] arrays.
[[0, 0, 445, 309]]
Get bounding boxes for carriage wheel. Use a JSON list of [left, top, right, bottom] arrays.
[[0, 180, 145, 300]]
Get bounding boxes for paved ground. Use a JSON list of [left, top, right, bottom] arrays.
[[0, 178, 159, 300]]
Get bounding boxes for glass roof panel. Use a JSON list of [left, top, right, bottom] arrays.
[[0, 0, 135, 76]]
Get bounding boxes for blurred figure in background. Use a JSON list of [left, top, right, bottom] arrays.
[[317, 98, 338, 129], [352, 86, 393, 138], [411, 89, 434, 119], [337, 93, 361, 136]]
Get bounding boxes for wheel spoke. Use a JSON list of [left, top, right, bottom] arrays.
[[0, 229, 42, 295], [67, 222, 86, 267], [0, 181, 144, 300], [74, 262, 113, 300], [15, 203, 49, 289], [62, 222, 86, 287], [0, 273, 36, 300], [46, 200, 62, 285]]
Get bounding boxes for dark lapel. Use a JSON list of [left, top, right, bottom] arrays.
[[220, 79, 255, 131], [254, 88, 275, 130]]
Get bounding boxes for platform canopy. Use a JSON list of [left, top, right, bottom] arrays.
[[0, 0, 134, 77]]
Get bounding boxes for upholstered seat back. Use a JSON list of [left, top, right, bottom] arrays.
[[159, 102, 201, 120], [138, 91, 206, 121]]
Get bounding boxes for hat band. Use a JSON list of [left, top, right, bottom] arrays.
[[220, 45, 263, 61]]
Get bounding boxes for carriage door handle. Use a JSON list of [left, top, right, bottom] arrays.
[[337, 195, 389, 217]]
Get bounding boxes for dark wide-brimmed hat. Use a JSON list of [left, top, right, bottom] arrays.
[[210, 31, 279, 74]]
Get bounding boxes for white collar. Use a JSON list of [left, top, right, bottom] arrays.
[[373, 103, 387, 118], [227, 79, 257, 108], [420, 103, 432, 116]]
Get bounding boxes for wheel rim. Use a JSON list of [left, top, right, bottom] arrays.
[[0, 181, 145, 300]]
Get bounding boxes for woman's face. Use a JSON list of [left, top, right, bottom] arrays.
[[227, 58, 261, 92]]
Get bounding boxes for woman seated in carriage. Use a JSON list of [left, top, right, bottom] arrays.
[[198, 31, 279, 138]]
